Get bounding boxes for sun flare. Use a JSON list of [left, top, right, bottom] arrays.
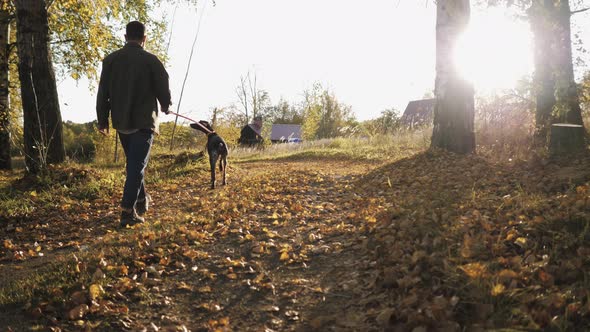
[[454, 8, 533, 92]]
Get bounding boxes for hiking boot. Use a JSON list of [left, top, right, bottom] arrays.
[[120, 209, 145, 228], [136, 193, 152, 216]]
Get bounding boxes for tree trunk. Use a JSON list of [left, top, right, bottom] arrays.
[[529, 0, 557, 146], [553, 0, 584, 127], [0, 9, 10, 170], [431, 0, 475, 154], [15, 0, 65, 173], [529, 0, 586, 149]]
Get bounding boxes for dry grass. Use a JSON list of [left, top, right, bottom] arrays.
[[230, 127, 432, 162]]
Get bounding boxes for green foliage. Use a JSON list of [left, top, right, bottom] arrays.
[[63, 121, 96, 162], [92, 127, 122, 166], [2, 0, 174, 166], [156, 121, 203, 152], [48, 0, 169, 82], [301, 83, 356, 140], [362, 109, 402, 136], [262, 98, 304, 125], [209, 113, 242, 148]]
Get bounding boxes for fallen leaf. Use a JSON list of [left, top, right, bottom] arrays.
[[89, 284, 104, 300], [280, 251, 290, 261], [491, 283, 505, 296], [67, 304, 89, 320]]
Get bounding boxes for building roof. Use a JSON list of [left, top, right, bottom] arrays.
[[245, 123, 262, 136], [401, 98, 435, 125], [270, 124, 302, 141]]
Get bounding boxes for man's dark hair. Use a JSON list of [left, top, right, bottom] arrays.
[[126, 21, 145, 40]]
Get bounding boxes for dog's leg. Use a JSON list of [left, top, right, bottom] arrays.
[[221, 155, 227, 185], [209, 154, 217, 189]]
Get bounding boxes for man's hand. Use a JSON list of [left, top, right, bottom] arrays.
[[162, 107, 171, 115], [98, 127, 109, 136]]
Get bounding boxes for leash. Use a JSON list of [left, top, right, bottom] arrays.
[[166, 111, 213, 135]]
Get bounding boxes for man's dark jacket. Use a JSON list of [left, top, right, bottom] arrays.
[[96, 43, 171, 132]]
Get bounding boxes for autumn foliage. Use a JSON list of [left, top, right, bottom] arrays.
[[1, 142, 590, 330]]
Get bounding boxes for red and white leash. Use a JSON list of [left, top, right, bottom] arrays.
[[166, 111, 213, 135]]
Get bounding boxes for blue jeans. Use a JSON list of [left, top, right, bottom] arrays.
[[119, 129, 154, 209]]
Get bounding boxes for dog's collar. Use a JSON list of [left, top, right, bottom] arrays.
[[207, 131, 216, 137]]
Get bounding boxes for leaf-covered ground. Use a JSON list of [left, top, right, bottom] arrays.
[[1, 150, 590, 331]]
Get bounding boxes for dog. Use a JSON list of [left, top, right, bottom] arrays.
[[190, 120, 228, 189]]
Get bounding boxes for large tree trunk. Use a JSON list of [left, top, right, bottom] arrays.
[[0, 9, 10, 170], [15, 0, 65, 173], [431, 0, 475, 154], [553, 0, 584, 127], [529, 0, 586, 151], [529, 0, 557, 146]]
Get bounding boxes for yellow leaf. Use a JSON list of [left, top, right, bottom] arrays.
[[218, 317, 230, 326], [254, 273, 265, 283], [177, 282, 193, 291], [89, 284, 104, 300], [198, 286, 212, 293], [514, 237, 527, 248], [491, 283, 505, 296], [280, 251, 290, 261], [3, 239, 14, 250], [30, 191, 37, 197], [459, 262, 487, 279], [365, 216, 377, 223]]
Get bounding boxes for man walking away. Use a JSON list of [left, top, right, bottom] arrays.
[[96, 21, 171, 227]]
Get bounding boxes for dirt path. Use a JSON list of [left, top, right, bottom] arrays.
[[4, 152, 590, 331], [128, 160, 380, 331], [1, 159, 386, 331]]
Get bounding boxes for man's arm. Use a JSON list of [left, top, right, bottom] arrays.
[[96, 59, 111, 134], [151, 57, 172, 114]]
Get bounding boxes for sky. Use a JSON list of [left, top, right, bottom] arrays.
[[58, 0, 590, 124]]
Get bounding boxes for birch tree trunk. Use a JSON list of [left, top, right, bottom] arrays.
[[0, 9, 10, 169], [431, 0, 475, 154], [15, 0, 65, 172]]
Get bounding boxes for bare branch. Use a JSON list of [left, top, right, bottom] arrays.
[[50, 39, 75, 45], [571, 7, 590, 15]]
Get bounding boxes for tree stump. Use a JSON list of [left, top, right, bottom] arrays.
[[549, 123, 586, 155]]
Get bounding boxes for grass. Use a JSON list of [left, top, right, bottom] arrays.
[[3, 123, 589, 330], [0, 165, 122, 219], [0, 258, 80, 306], [231, 128, 431, 163]]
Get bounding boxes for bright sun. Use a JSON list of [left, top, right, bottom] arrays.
[[454, 8, 533, 92]]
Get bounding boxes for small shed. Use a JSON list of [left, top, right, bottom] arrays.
[[401, 98, 435, 126], [270, 124, 302, 143], [238, 116, 263, 146], [238, 123, 263, 146]]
